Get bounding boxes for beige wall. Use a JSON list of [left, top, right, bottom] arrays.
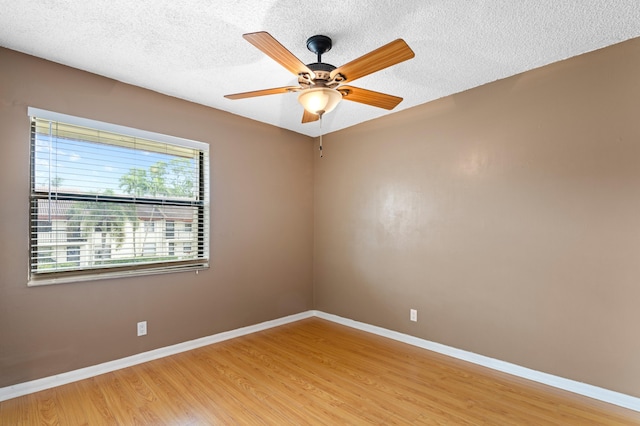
[[0, 48, 314, 387], [314, 38, 640, 397]]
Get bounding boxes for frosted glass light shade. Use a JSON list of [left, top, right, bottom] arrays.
[[298, 87, 342, 115]]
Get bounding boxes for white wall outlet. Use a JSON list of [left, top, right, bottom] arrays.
[[137, 321, 147, 336], [410, 309, 418, 322]]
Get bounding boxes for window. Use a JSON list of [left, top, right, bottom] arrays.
[[168, 242, 175, 256], [95, 245, 112, 260], [143, 243, 156, 256], [37, 220, 52, 233], [165, 220, 175, 239], [38, 247, 54, 265], [66, 246, 80, 266], [66, 222, 84, 242], [29, 108, 209, 285]]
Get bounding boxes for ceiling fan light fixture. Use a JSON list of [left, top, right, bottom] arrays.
[[298, 87, 342, 116]]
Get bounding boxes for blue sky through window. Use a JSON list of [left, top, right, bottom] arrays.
[[34, 134, 197, 199]]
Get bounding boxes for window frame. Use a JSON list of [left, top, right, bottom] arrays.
[[28, 107, 210, 286]]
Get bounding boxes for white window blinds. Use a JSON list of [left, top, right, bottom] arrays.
[[28, 108, 209, 285]]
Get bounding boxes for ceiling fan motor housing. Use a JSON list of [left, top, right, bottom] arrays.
[[308, 62, 336, 79], [299, 65, 341, 88]]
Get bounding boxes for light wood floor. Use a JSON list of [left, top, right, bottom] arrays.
[[1, 318, 639, 425]]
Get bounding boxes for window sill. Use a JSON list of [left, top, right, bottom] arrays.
[[28, 263, 209, 286]]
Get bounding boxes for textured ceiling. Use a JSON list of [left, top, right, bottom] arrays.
[[1, 1, 639, 137]]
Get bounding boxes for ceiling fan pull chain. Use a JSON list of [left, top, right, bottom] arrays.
[[319, 113, 323, 158]]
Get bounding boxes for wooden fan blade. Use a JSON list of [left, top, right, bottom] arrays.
[[302, 109, 320, 123], [243, 31, 313, 77], [330, 39, 414, 83], [338, 86, 403, 110], [224, 86, 300, 100]]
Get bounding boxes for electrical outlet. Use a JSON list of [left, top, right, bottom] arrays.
[[137, 321, 147, 336], [410, 309, 418, 322]]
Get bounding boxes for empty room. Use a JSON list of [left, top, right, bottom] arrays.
[[1, 1, 640, 424]]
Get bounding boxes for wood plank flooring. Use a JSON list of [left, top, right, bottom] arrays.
[[1, 317, 639, 424]]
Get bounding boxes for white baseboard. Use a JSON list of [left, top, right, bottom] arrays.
[[312, 310, 640, 413], [2, 309, 639, 414], [0, 311, 313, 402]]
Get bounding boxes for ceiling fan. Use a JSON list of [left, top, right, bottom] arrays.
[[224, 32, 415, 124]]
